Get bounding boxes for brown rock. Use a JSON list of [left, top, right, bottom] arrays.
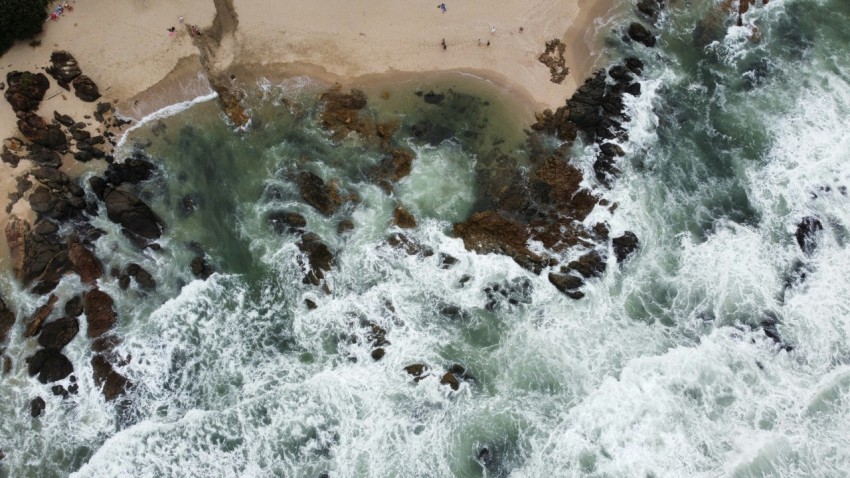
[[68, 240, 104, 283], [297, 233, 334, 285], [83, 289, 117, 338], [371, 147, 415, 191], [27, 348, 73, 383], [297, 171, 349, 216], [392, 205, 417, 229], [0, 296, 15, 344], [24, 294, 58, 338], [71, 75, 101, 102], [16, 111, 68, 150], [4, 71, 49, 112], [91, 354, 131, 401], [37, 317, 79, 350], [440, 372, 460, 391], [319, 86, 371, 141]]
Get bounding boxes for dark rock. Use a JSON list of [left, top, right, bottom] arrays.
[[370, 147, 415, 192], [64, 295, 84, 317], [91, 354, 131, 401], [37, 317, 79, 350], [17, 112, 68, 150], [101, 186, 165, 240], [6, 217, 72, 292], [83, 289, 117, 338], [438, 253, 458, 269], [440, 371, 460, 391], [297, 233, 334, 285], [30, 397, 46, 417], [795, 216, 822, 255], [403, 363, 429, 379], [68, 240, 104, 283], [46, 51, 82, 86], [190, 256, 214, 280], [297, 171, 348, 216], [178, 194, 197, 216], [538, 39, 569, 84], [29, 146, 63, 167], [72, 75, 101, 102], [133, 266, 156, 290], [392, 205, 417, 228], [612, 232, 639, 263], [24, 294, 58, 338], [267, 210, 307, 234], [626, 82, 642, 96], [636, 0, 663, 21], [118, 274, 130, 290], [89, 176, 107, 198], [627, 22, 657, 47], [371, 347, 386, 361], [72, 129, 91, 142], [594, 154, 619, 186], [305, 298, 318, 310], [51, 385, 69, 399], [53, 111, 75, 127], [386, 232, 434, 257], [440, 305, 462, 319], [105, 156, 156, 185], [564, 250, 607, 279], [319, 87, 370, 141], [625, 57, 644, 74], [0, 296, 15, 344], [4, 71, 49, 112], [27, 348, 74, 383], [337, 219, 355, 234], [422, 91, 445, 105], [548, 272, 584, 295]]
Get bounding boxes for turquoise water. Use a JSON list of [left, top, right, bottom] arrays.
[[2, 0, 850, 476]]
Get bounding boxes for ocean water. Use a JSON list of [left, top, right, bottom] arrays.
[[2, 0, 850, 476]]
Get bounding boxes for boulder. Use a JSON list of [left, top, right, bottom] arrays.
[[37, 317, 79, 350], [53, 111, 75, 127], [64, 295, 84, 317], [612, 231, 639, 263], [71, 75, 101, 102], [83, 289, 117, 338], [297, 233, 334, 285], [91, 354, 131, 401], [636, 0, 663, 21], [628, 22, 657, 47], [101, 186, 164, 240], [795, 216, 822, 255], [4, 71, 49, 112], [24, 294, 58, 337], [297, 171, 348, 216], [337, 219, 355, 234], [30, 397, 46, 417], [46, 51, 82, 87], [386, 232, 434, 258], [404, 363, 429, 381], [370, 147, 415, 192], [0, 296, 15, 344], [392, 205, 417, 229], [319, 87, 371, 141], [16, 112, 68, 150], [267, 210, 307, 234], [68, 240, 104, 283], [548, 273, 585, 299], [563, 250, 607, 279], [104, 155, 156, 185], [27, 348, 74, 383], [6, 217, 72, 293], [190, 256, 214, 280]]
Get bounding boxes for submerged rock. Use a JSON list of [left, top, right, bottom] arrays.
[[795, 216, 822, 255], [392, 205, 417, 229], [297, 171, 349, 216], [319, 87, 371, 141], [190, 256, 214, 280], [612, 232, 639, 263], [628, 22, 657, 47], [267, 210, 307, 234], [297, 233, 334, 285]]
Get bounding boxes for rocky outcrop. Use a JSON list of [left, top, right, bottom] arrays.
[[46, 51, 82, 89], [4, 71, 49, 112], [96, 184, 165, 240], [612, 232, 639, 263], [795, 216, 822, 255], [0, 296, 15, 345], [297, 232, 334, 286], [68, 239, 104, 284], [24, 294, 58, 338], [538, 39, 569, 84], [104, 155, 156, 185], [37, 317, 79, 350], [636, 0, 663, 22], [83, 289, 117, 338], [297, 171, 352, 216], [6, 217, 72, 294], [370, 148, 415, 192], [385, 232, 434, 258], [319, 87, 371, 141], [27, 348, 73, 383], [392, 205, 417, 229], [267, 210, 307, 234], [627, 22, 657, 48], [91, 354, 131, 401], [17, 112, 68, 150], [71, 75, 101, 102]]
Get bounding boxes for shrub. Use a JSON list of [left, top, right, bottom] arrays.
[[0, 0, 49, 56]]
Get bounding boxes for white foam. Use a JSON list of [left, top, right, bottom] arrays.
[[113, 93, 218, 155]]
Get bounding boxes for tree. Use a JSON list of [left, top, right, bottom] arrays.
[[0, 0, 49, 56]]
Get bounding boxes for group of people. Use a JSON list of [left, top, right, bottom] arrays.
[[49, 2, 73, 21]]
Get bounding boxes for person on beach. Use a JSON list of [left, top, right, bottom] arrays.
[[438, 3, 447, 13], [441, 38, 447, 50], [179, 16, 184, 24]]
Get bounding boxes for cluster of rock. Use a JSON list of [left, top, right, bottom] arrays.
[[538, 39, 569, 84]]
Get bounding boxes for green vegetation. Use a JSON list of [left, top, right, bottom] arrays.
[[0, 0, 49, 56]]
